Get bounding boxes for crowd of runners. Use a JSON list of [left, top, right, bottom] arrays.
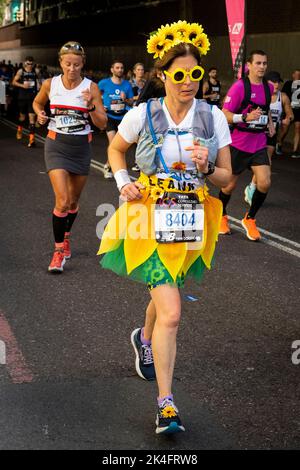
[[1, 20, 299, 436], [1, 57, 299, 157]]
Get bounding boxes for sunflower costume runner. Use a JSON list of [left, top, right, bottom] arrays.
[[99, 173, 222, 289], [98, 21, 228, 290]]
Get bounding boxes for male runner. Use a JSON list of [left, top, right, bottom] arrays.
[[244, 71, 293, 204], [219, 50, 275, 241], [203, 67, 221, 107], [12, 56, 38, 147], [98, 61, 134, 178]]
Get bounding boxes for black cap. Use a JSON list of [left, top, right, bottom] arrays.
[[265, 71, 283, 82]]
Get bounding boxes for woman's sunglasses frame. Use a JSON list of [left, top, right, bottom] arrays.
[[164, 65, 204, 84]]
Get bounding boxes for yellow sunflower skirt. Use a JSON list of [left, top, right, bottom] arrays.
[[97, 174, 222, 290]]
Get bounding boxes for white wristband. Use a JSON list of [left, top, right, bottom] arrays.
[[232, 114, 243, 123], [114, 169, 131, 192]]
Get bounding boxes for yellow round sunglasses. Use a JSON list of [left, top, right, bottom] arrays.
[[164, 65, 204, 84]]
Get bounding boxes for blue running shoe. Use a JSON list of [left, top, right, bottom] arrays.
[[131, 328, 156, 381], [156, 398, 185, 434], [244, 184, 255, 206]]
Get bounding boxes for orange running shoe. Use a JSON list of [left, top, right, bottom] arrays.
[[219, 215, 231, 235], [16, 126, 23, 140], [48, 250, 66, 272], [241, 214, 261, 241], [63, 236, 71, 259], [28, 134, 35, 147]]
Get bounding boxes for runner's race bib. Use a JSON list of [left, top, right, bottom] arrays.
[[110, 100, 125, 113], [211, 87, 220, 101], [24, 80, 35, 88], [155, 192, 204, 243], [248, 114, 268, 129], [54, 114, 86, 133], [291, 81, 300, 108]]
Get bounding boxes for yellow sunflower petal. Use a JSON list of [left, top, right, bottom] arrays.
[[162, 406, 177, 418], [157, 241, 187, 282], [184, 23, 204, 42], [172, 19, 188, 37], [147, 30, 168, 57], [194, 33, 210, 55], [158, 23, 181, 43], [124, 195, 158, 274], [201, 195, 222, 268], [190, 22, 204, 35], [97, 201, 128, 255]]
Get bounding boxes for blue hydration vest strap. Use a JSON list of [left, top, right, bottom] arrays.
[[146, 99, 181, 181]]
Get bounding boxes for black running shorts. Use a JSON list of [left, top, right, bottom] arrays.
[[292, 108, 300, 122], [18, 97, 34, 115], [106, 116, 123, 133], [230, 146, 270, 175], [267, 132, 278, 147]]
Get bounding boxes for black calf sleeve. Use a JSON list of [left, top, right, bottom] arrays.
[[65, 209, 78, 233], [219, 190, 231, 215], [52, 212, 68, 243], [248, 189, 267, 219]]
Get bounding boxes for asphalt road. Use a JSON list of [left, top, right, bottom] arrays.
[[0, 119, 299, 450]]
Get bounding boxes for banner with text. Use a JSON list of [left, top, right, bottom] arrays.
[[225, 0, 246, 79]]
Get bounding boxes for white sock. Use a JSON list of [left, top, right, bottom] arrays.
[[249, 182, 256, 191]]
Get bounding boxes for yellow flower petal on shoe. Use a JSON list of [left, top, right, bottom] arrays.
[[161, 406, 177, 418], [201, 195, 222, 268], [124, 195, 158, 274], [157, 241, 187, 282]]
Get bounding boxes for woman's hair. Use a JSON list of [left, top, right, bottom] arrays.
[[137, 43, 201, 104], [58, 41, 86, 62], [133, 62, 145, 73], [155, 42, 201, 71], [136, 68, 165, 104]]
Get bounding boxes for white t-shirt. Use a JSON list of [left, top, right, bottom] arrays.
[[118, 99, 231, 188]]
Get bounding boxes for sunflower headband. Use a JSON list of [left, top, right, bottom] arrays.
[[147, 20, 210, 60]]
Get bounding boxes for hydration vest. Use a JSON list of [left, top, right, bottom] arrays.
[[234, 77, 271, 133], [135, 98, 218, 176]]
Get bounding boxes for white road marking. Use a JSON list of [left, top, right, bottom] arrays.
[[228, 216, 300, 249], [229, 223, 300, 259], [1, 118, 299, 259], [0, 339, 6, 365]]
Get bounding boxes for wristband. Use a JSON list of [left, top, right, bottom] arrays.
[[232, 114, 243, 123], [114, 169, 131, 191], [202, 161, 215, 176]]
